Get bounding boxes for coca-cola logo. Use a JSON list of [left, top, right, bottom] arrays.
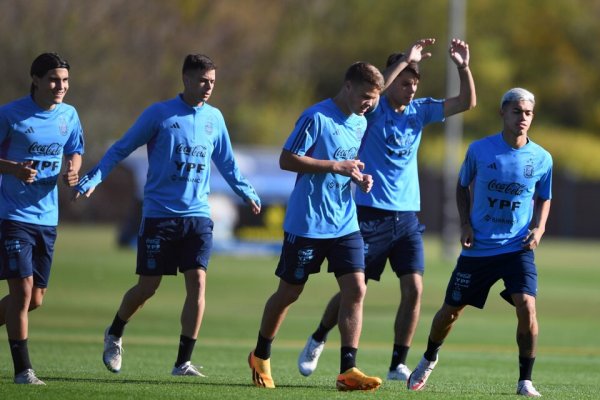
[[333, 147, 358, 160], [28, 142, 63, 156], [175, 143, 207, 157], [487, 180, 526, 195]]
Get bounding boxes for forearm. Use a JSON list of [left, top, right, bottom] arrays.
[[0, 158, 17, 175], [456, 182, 472, 226], [279, 150, 336, 174], [531, 198, 551, 232]]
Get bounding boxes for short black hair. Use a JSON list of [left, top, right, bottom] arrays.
[[182, 54, 216, 74]]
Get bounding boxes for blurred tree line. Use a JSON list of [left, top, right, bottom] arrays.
[[1, 0, 599, 178]]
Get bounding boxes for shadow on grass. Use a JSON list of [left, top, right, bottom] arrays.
[[43, 376, 326, 389]]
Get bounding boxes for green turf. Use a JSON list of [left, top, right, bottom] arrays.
[[1, 224, 599, 399]]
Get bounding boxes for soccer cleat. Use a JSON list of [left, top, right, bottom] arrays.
[[387, 363, 412, 381], [407, 356, 438, 391], [172, 361, 206, 377], [298, 335, 326, 376], [103, 326, 123, 373], [248, 351, 275, 388], [14, 369, 45, 385], [336, 367, 382, 391], [517, 380, 542, 397]]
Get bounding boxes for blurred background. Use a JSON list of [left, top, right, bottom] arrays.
[[2, 0, 599, 253]]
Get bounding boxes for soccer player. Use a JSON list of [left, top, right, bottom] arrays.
[[0, 52, 84, 385], [298, 38, 476, 381], [75, 54, 261, 377], [249, 62, 383, 391], [407, 88, 551, 397]]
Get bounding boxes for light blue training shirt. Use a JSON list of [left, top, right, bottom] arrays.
[[0, 96, 85, 226], [282, 98, 367, 238], [458, 133, 553, 257], [355, 96, 445, 211], [77, 95, 259, 218]]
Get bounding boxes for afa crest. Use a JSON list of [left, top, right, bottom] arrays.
[[58, 116, 68, 136]]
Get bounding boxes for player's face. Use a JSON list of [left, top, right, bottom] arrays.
[[501, 100, 535, 138], [387, 70, 419, 108], [32, 68, 69, 110], [344, 81, 380, 116], [182, 68, 216, 106]]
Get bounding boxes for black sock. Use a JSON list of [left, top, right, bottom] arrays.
[[312, 322, 331, 343], [108, 313, 127, 337], [175, 335, 197, 367], [389, 344, 410, 370], [254, 332, 273, 360], [423, 337, 443, 362], [340, 346, 357, 373], [9, 339, 32, 375], [519, 356, 535, 381]]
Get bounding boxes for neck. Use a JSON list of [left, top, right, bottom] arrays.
[[32, 94, 56, 111], [502, 131, 528, 149], [181, 93, 204, 108], [332, 92, 352, 116], [386, 95, 406, 113]]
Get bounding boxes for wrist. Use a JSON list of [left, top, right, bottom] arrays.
[[457, 64, 468, 70]]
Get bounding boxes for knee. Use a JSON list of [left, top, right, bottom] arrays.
[[342, 280, 366, 303], [29, 298, 43, 311]]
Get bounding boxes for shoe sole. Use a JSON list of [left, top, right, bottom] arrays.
[[407, 371, 426, 391], [336, 380, 381, 391]]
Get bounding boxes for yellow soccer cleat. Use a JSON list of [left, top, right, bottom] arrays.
[[336, 367, 382, 391], [248, 351, 275, 388]]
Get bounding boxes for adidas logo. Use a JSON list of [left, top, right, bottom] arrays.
[[24, 127, 35, 134], [487, 162, 497, 169], [170, 122, 181, 129]]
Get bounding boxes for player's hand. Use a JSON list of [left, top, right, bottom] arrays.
[[405, 38, 436, 64], [334, 160, 366, 182], [460, 223, 474, 249], [71, 186, 96, 202], [522, 227, 544, 250], [246, 198, 261, 215], [354, 173, 373, 193], [62, 160, 79, 187], [449, 38, 470, 69], [12, 160, 37, 183]]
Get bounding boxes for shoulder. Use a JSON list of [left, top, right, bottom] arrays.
[[527, 137, 553, 163], [411, 97, 445, 109]]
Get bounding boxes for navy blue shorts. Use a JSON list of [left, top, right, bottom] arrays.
[[444, 250, 537, 309], [0, 219, 56, 288], [275, 231, 365, 284], [357, 206, 425, 281], [137, 217, 213, 276]]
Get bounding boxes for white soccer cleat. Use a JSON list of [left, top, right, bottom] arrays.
[[387, 363, 411, 381], [517, 380, 542, 397], [298, 335, 325, 376], [407, 356, 438, 391], [103, 327, 123, 373], [14, 369, 45, 385], [172, 361, 206, 377]]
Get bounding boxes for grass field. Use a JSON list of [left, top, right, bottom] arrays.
[[1, 224, 599, 399]]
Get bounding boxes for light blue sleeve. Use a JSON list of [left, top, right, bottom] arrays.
[[211, 116, 260, 207], [535, 154, 553, 200], [77, 106, 157, 194], [458, 144, 476, 187]]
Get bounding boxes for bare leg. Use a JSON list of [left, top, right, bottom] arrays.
[[394, 273, 423, 346], [181, 268, 206, 339], [336, 272, 366, 348], [259, 279, 304, 339], [0, 286, 46, 327], [115, 275, 162, 321], [429, 302, 465, 344], [5, 278, 34, 340], [512, 293, 538, 358]]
